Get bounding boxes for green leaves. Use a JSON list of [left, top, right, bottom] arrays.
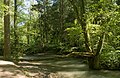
[[74, 19, 78, 25], [100, 0, 104, 2]]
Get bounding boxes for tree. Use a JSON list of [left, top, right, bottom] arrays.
[[59, 0, 64, 41], [14, 0, 18, 47], [68, 0, 106, 69], [4, 0, 11, 60]]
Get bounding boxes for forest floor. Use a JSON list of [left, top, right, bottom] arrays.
[[0, 53, 120, 78]]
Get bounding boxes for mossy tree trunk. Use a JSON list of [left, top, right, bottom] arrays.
[[88, 33, 105, 69], [68, 0, 105, 69]]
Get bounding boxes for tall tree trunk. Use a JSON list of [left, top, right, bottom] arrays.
[[59, 0, 64, 41], [14, 0, 18, 46], [43, 0, 48, 44], [27, 2, 31, 44], [79, 0, 92, 52], [27, 23, 30, 44], [4, 0, 11, 60]]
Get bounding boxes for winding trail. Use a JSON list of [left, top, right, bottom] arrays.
[[0, 53, 120, 78]]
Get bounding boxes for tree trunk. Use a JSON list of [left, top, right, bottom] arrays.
[[4, 0, 11, 60], [59, 0, 64, 41], [79, 0, 93, 52], [27, 23, 30, 44], [88, 33, 105, 69], [88, 55, 100, 69], [69, 0, 105, 69], [14, 0, 18, 46]]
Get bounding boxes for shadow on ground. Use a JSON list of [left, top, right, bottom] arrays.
[[0, 61, 27, 78], [17, 53, 120, 78], [0, 53, 120, 78]]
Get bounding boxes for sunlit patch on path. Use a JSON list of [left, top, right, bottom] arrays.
[[0, 54, 120, 78], [0, 60, 15, 65], [0, 60, 27, 78]]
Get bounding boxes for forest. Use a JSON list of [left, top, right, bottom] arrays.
[[0, 0, 120, 78]]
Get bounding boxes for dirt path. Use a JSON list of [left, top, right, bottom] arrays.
[[0, 53, 120, 78]]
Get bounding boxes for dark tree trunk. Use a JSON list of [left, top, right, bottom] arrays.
[[59, 0, 64, 41], [14, 0, 18, 46], [4, 0, 11, 60]]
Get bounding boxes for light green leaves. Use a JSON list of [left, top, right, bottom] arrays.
[[74, 19, 78, 25], [100, 0, 104, 2]]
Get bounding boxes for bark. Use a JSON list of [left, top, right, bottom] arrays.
[[27, 23, 30, 44], [59, 0, 64, 41], [79, 0, 92, 52], [89, 33, 105, 69], [43, 0, 48, 44], [4, 0, 11, 60], [27, 4, 31, 44], [14, 0, 18, 46]]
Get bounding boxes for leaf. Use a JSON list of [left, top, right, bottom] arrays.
[[100, 0, 104, 2], [108, 32, 113, 36], [74, 19, 77, 25]]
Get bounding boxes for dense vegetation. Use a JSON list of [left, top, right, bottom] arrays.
[[0, 0, 120, 70]]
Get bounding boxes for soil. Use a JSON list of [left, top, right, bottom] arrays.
[[0, 53, 120, 78]]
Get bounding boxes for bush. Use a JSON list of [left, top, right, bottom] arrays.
[[100, 44, 120, 69]]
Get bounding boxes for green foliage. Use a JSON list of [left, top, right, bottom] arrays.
[[11, 43, 26, 60], [67, 0, 120, 69], [0, 0, 120, 69], [100, 32, 120, 69], [0, 2, 4, 43], [100, 48, 120, 69]]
